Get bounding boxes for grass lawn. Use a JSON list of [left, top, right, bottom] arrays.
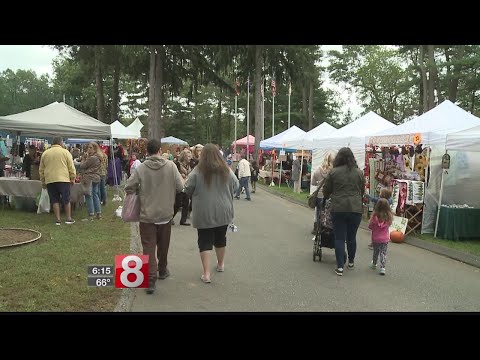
[[257, 178, 310, 205], [415, 233, 480, 257], [0, 188, 131, 312]]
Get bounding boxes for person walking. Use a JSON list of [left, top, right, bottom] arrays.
[[184, 143, 239, 284], [292, 157, 301, 193], [367, 187, 393, 250], [368, 198, 393, 275], [250, 160, 259, 193], [310, 151, 335, 234], [39, 136, 76, 225], [124, 139, 184, 294], [323, 147, 366, 276], [78, 142, 103, 221], [234, 154, 251, 200]]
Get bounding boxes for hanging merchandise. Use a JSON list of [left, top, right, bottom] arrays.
[[442, 152, 451, 169]]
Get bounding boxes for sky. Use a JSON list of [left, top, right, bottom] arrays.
[[0, 45, 364, 118]]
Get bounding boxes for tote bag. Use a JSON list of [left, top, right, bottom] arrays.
[[121, 193, 140, 222]]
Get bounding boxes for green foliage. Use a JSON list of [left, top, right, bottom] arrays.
[[0, 69, 56, 116]]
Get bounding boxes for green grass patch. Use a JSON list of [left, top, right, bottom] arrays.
[[415, 233, 480, 257], [0, 189, 131, 312], [257, 178, 310, 204]]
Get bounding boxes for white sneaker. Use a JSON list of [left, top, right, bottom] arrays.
[[370, 261, 377, 269], [379, 268, 386, 275]]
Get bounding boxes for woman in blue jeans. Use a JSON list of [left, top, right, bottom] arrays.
[[78, 142, 103, 220], [323, 147, 366, 276]]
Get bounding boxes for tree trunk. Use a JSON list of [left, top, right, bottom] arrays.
[[155, 45, 164, 139], [148, 46, 157, 139], [449, 45, 465, 103], [254, 45, 263, 161], [94, 45, 105, 122], [302, 84, 308, 128], [426, 45, 436, 110], [110, 56, 120, 124], [419, 45, 429, 113], [308, 80, 314, 130]]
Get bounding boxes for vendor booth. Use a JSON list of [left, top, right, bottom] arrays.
[[367, 100, 480, 236], [309, 112, 395, 197], [0, 102, 113, 210], [232, 135, 255, 160], [260, 126, 307, 186]]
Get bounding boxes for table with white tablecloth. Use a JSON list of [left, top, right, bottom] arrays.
[[0, 178, 84, 207]]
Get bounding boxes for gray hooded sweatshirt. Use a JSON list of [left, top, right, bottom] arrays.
[[125, 154, 184, 223]]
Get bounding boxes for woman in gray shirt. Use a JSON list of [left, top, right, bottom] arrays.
[[323, 147, 366, 276], [185, 143, 239, 284]]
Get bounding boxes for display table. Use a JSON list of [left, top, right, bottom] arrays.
[[436, 207, 480, 241], [0, 178, 84, 207]]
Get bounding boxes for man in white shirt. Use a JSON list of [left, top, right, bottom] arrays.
[[235, 154, 251, 201]]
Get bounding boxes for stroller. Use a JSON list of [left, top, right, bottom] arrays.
[[313, 198, 347, 263]]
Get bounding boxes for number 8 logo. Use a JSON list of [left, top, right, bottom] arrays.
[[115, 254, 149, 288]]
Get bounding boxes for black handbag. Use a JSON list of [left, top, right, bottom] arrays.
[[307, 187, 319, 208]]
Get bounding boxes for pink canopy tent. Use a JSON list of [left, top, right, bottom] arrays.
[[232, 135, 255, 153]]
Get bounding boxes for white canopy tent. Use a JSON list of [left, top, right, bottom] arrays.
[[127, 118, 144, 138], [366, 100, 480, 234], [260, 125, 306, 151], [310, 111, 396, 172], [161, 136, 188, 146], [111, 120, 139, 139], [284, 122, 337, 150], [0, 102, 123, 190], [446, 124, 480, 152], [0, 102, 111, 138], [432, 124, 480, 237]]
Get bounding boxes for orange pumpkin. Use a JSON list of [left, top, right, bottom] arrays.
[[390, 230, 404, 243]]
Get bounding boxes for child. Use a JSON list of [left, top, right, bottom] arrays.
[[368, 198, 393, 275], [367, 187, 393, 250], [250, 160, 259, 193]]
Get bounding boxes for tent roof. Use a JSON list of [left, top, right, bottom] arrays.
[[111, 120, 139, 139], [370, 100, 480, 144], [260, 126, 306, 150], [446, 124, 480, 152], [127, 118, 144, 137], [304, 122, 337, 140], [0, 102, 111, 138], [331, 111, 395, 138], [233, 135, 255, 146], [161, 136, 188, 145], [284, 122, 337, 150]]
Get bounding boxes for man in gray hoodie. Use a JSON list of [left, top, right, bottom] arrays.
[[125, 139, 184, 294]]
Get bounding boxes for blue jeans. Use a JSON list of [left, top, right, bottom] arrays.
[[99, 175, 107, 204], [331, 212, 362, 268], [85, 182, 101, 216], [236, 176, 251, 199]]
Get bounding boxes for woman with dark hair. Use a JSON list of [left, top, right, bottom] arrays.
[[185, 143, 239, 284], [323, 147, 366, 276]]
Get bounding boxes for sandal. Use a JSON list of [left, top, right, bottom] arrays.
[[200, 275, 211, 283], [216, 264, 224, 272]]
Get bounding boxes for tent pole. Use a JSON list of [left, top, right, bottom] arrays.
[[279, 147, 283, 188]]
